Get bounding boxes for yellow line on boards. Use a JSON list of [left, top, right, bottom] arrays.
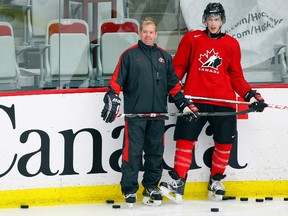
[[0, 180, 287, 208], [184, 180, 288, 200]]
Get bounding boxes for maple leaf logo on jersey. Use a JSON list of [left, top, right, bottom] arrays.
[[199, 49, 222, 69]]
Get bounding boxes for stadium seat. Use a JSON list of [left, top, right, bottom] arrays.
[[25, 0, 64, 45], [0, 22, 20, 90], [41, 19, 93, 88], [94, 18, 140, 86]]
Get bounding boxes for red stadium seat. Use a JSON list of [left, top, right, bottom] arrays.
[[0, 22, 20, 90], [95, 18, 140, 86], [41, 19, 93, 88]]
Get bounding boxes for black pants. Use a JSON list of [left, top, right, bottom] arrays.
[[121, 119, 165, 194], [174, 104, 237, 144]]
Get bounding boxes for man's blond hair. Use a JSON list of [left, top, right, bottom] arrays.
[[140, 17, 158, 32]]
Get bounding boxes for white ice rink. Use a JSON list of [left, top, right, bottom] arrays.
[[0, 199, 287, 216]]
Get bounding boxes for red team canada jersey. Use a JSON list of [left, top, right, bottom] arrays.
[[173, 30, 252, 108]]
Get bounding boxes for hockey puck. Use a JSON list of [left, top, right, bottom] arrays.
[[283, 197, 288, 201], [20, 205, 29, 209], [211, 208, 219, 212], [106, 200, 115, 204], [240, 197, 248, 201], [112, 205, 121, 209], [265, 197, 273, 201], [256, 198, 264, 202]]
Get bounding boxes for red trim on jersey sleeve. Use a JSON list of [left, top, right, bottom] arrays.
[[109, 44, 139, 94], [109, 60, 122, 95], [168, 81, 182, 97]]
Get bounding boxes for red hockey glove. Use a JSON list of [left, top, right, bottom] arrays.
[[101, 90, 121, 123], [244, 90, 268, 112]]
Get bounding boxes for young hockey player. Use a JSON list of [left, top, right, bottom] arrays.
[[101, 17, 198, 207], [160, 2, 267, 203]]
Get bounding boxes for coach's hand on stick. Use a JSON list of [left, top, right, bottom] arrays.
[[244, 90, 268, 112]]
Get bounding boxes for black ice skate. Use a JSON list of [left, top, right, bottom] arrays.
[[160, 170, 186, 204], [124, 193, 137, 208], [142, 187, 162, 206], [208, 174, 226, 201]]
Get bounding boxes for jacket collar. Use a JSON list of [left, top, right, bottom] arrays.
[[138, 40, 157, 51]]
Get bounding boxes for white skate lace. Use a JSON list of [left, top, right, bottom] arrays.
[[125, 193, 137, 199], [148, 188, 161, 196], [170, 179, 184, 189], [210, 180, 224, 191]]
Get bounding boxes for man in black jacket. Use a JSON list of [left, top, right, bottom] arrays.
[[101, 17, 198, 208]]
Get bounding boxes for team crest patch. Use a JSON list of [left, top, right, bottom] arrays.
[[199, 49, 222, 69], [159, 57, 165, 63]]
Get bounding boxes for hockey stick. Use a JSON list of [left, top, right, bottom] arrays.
[[186, 95, 250, 105], [186, 95, 288, 111], [116, 108, 254, 118]]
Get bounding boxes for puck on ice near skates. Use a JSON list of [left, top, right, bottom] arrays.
[[240, 197, 249, 201], [284, 197, 288, 201], [211, 208, 219, 212], [255, 198, 264, 202], [106, 199, 115, 204], [265, 197, 273, 201], [20, 205, 29, 209], [112, 204, 121, 209]]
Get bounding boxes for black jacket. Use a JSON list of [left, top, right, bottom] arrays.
[[109, 40, 182, 119]]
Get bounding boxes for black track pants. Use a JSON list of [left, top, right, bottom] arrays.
[[120, 119, 165, 194]]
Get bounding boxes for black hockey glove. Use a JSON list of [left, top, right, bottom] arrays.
[[173, 92, 199, 121], [244, 90, 268, 112], [101, 90, 121, 123]]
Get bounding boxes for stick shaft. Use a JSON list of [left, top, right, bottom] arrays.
[[116, 113, 182, 118], [186, 95, 250, 105], [116, 109, 253, 118], [186, 95, 288, 111]]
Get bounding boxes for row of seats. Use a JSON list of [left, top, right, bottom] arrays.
[[0, 18, 140, 90]]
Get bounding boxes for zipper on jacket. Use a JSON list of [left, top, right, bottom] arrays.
[[149, 48, 155, 111]]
